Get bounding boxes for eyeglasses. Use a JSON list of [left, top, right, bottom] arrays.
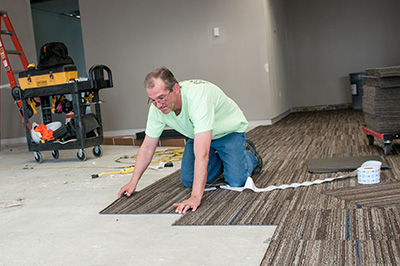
[[147, 90, 171, 105], [147, 83, 175, 105]]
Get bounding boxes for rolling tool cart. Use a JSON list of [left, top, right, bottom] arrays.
[[13, 64, 113, 163], [363, 126, 400, 155]]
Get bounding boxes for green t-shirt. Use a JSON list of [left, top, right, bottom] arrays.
[[145, 79, 248, 140]]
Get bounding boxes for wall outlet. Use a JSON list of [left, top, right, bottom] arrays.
[[213, 27, 220, 37], [264, 63, 269, 73]]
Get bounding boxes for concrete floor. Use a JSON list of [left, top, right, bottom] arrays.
[[0, 143, 275, 266]]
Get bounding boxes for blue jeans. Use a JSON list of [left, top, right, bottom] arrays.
[[180, 132, 257, 187]]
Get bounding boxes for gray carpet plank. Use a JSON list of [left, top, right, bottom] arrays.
[[306, 155, 389, 173]]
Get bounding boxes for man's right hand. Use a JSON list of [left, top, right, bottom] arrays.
[[118, 183, 136, 198], [117, 135, 159, 199]]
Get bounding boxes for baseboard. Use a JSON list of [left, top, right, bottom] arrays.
[[1, 137, 26, 146], [248, 119, 272, 127], [103, 128, 145, 137], [291, 103, 352, 113]]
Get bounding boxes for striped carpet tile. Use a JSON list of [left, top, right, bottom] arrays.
[[322, 181, 400, 208], [260, 240, 400, 266], [270, 207, 400, 241], [99, 109, 400, 265]]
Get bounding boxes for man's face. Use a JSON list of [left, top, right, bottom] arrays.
[[146, 78, 175, 114]]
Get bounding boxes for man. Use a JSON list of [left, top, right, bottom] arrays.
[[118, 67, 262, 214]]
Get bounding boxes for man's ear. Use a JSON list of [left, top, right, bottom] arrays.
[[173, 83, 180, 92]]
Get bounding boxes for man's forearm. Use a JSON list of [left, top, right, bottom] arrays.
[[173, 130, 212, 213], [130, 136, 159, 182], [191, 154, 209, 200], [118, 143, 155, 198]]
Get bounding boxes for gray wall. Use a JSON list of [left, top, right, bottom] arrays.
[[79, 0, 272, 133], [286, 0, 400, 108], [2, 0, 400, 141], [265, 0, 292, 118], [79, 0, 400, 134]]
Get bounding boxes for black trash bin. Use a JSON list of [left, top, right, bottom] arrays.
[[349, 72, 366, 110]]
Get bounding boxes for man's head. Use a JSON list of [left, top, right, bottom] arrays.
[[144, 67, 178, 92], [145, 67, 181, 115]]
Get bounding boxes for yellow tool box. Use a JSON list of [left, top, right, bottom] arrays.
[[18, 64, 78, 90]]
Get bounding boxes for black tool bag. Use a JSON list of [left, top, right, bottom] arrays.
[[53, 114, 100, 140], [37, 42, 75, 70]]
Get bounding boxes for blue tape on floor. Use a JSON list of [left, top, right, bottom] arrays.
[[295, 140, 304, 151], [229, 201, 249, 225]]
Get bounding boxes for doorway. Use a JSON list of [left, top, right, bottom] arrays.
[[30, 0, 87, 77]]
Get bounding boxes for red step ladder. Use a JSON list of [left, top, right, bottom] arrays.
[[0, 10, 29, 87], [0, 10, 30, 127]]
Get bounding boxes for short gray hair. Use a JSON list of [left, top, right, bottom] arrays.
[[144, 67, 178, 91]]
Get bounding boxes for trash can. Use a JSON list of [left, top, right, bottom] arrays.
[[349, 72, 366, 110]]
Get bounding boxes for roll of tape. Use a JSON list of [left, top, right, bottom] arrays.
[[357, 160, 382, 184]]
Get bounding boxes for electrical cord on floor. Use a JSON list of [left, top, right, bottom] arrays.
[[93, 147, 183, 178], [114, 147, 184, 164], [0, 165, 131, 171], [0, 147, 184, 179]]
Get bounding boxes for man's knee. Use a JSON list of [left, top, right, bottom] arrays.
[[181, 177, 193, 188], [227, 179, 246, 187]]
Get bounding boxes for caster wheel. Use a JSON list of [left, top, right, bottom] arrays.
[[77, 149, 87, 161], [52, 150, 59, 159], [34, 151, 43, 163], [11, 87, 22, 100], [92, 145, 103, 157], [383, 143, 392, 155], [367, 134, 374, 146]]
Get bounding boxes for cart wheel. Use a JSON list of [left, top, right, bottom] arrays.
[[77, 149, 87, 161], [34, 151, 43, 163], [52, 150, 59, 159], [92, 145, 103, 157], [367, 134, 374, 145], [11, 87, 21, 100], [383, 143, 392, 155]]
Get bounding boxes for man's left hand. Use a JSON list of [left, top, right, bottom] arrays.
[[173, 196, 201, 214]]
